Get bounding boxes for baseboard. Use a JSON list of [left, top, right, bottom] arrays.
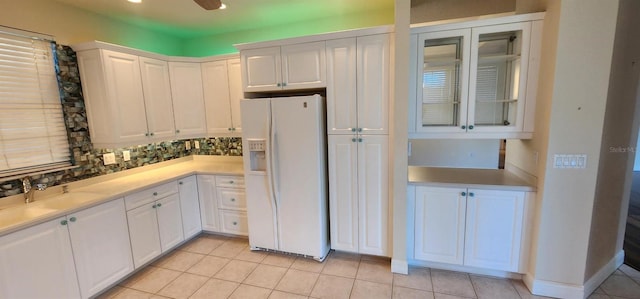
[[408, 259, 522, 279], [392, 259, 409, 274], [523, 272, 584, 299], [583, 250, 625, 297]]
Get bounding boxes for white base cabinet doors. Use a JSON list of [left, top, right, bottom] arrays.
[[197, 175, 248, 236], [328, 135, 389, 256], [178, 176, 202, 239], [67, 199, 134, 298], [0, 217, 81, 299], [413, 186, 528, 273]]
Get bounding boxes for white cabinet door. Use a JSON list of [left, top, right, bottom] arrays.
[[464, 189, 525, 271], [202, 60, 233, 135], [139, 56, 176, 141], [178, 176, 202, 239], [127, 202, 161, 269], [197, 175, 221, 231], [328, 135, 359, 252], [227, 58, 243, 133], [357, 34, 390, 134], [169, 62, 207, 139], [357, 135, 389, 256], [67, 199, 133, 299], [326, 38, 357, 135], [156, 193, 185, 252], [414, 186, 466, 264], [241, 46, 281, 92], [0, 217, 81, 299], [281, 41, 326, 90]]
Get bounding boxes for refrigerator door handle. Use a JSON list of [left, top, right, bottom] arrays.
[[270, 112, 280, 208], [266, 107, 280, 248]]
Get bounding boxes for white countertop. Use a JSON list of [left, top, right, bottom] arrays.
[[408, 166, 536, 192], [0, 155, 244, 237]]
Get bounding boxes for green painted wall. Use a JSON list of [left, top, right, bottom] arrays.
[[181, 7, 395, 57]]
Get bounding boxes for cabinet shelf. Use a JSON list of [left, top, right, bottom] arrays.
[[475, 98, 518, 104], [477, 54, 521, 64], [423, 58, 461, 68]]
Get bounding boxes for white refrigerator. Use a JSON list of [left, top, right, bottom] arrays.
[[240, 94, 330, 261]]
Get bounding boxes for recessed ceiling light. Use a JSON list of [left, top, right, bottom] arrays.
[[220, 3, 227, 9], [128, 0, 142, 3]]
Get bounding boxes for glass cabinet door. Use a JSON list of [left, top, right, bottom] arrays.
[[416, 29, 471, 133], [468, 22, 531, 132]]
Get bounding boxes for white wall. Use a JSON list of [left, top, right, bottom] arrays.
[[408, 139, 500, 169]]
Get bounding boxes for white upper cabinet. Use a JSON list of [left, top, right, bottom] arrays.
[[326, 34, 390, 135], [139, 57, 176, 141], [202, 58, 243, 135], [241, 41, 326, 92], [169, 62, 207, 139], [410, 13, 544, 139], [76, 49, 178, 148]]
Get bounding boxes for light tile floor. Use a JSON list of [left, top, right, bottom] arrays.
[[97, 234, 640, 299]]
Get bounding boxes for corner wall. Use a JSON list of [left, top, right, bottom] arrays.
[[585, 0, 640, 279]]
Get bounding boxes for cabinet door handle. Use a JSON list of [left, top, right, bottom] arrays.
[[282, 82, 287, 87], [469, 192, 475, 197], [61, 220, 68, 226], [228, 128, 232, 131], [231, 198, 236, 202], [229, 180, 234, 184], [145, 133, 149, 137], [176, 129, 181, 133], [157, 203, 162, 208], [358, 138, 363, 142], [232, 128, 236, 131], [358, 128, 363, 132], [152, 204, 157, 208], [69, 217, 77, 222], [233, 221, 238, 226], [179, 181, 183, 185], [461, 125, 466, 130], [153, 192, 158, 196], [277, 83, 281, 87], [468, 125, 474, 130], [461, 192, 466, 196], [352, 138, 356, 142], [351, 128, 356, 132], [150, 132, 155, 136]]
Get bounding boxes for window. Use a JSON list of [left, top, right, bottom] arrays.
[[0, 29, 71, 180]]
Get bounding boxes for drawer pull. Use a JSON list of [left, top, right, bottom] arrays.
[[231, 198, 236, 202], [461, 192, 466, 196], [229, 180, 234, 184], [153, 192, 158, 196], [61, 220, 68, 226], [179, 181, 183, 185], [157, 203, 162, 208], [69, 217, 77, 222], [152, 204, 157, 208], [232, 221, 238, 226]]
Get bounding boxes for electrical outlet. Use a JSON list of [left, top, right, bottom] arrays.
[[103, 153, 116, 165], [123, 150, 131, 161], [185, 141, 191, 150], [194, 140, 200, 149]]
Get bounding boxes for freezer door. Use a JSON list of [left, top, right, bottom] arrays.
[[270, 95, 329, 258], [240, 99, 278, 250]]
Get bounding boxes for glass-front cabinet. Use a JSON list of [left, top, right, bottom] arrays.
[[410, 13, 544, 139]]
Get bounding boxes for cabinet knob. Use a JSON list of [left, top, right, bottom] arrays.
[[152, 204, 157, 208], [176, 129, 181, 133], [232, 128, 236, 131], [352, 138, 356, 142], [157, 203, 162, 208], [461, 125, 466, 130], [468, 125, 474, 130], [351, 128, 356, 132], [277, 83, 281, 87], [358, 138, 363, 142], [229, 180, 234, 184], [282, 82, 287, 87], [69, 217, 77, 222], [461, 192, 466, 196], [153, 192, 158, 196], [233, 221, 238, 226], [150, 132, 155, 136], [61, 220, 68, 226], [358, 128, 363, 132], [179, 181, 183, 185], [231, 198, 236, 202], [145, 133, 149, 137], [228, 128, 232, 131], [469, 192, 475, 197]]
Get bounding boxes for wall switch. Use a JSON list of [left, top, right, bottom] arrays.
[[194, 140, 200, 149], [103, 153, 116, 165], [553, 154, 587, 169], [185, 141, 191, 150], [123, 150, 131, 161]]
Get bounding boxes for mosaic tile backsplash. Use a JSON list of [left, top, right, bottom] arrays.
[[0, 45, 242, 198]]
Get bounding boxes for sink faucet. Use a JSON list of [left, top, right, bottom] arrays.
[[22, 177, 47, 204]]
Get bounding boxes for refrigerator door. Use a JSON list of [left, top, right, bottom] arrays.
[[270, 95, 329, 258], [240, 99, 278, 251]]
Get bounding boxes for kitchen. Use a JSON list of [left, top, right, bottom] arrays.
[[0, 0, 638, 299]]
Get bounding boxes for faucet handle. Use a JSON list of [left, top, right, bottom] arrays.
[[36, 183, 47, 191]]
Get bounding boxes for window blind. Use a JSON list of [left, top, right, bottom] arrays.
[[0, 31, 71, 179]]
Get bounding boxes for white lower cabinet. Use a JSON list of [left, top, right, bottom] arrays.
[[197, 174, 248, 236], [328, 134, 389, 256], [126, 183, 185, 269], [178, 176, 202, 239], [67, 198, 134, 298], [0, 217, 81, 299], [414, 186, 528, 272]]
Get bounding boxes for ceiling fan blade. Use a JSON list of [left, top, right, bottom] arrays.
[[194, 0, 222, 10]]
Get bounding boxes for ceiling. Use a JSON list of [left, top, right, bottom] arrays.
[[53, 0, 394, 39]]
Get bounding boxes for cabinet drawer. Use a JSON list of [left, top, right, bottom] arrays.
[[215, 176, 245, 188], [220, 210, 248, 236], [217, 188, 246, 210], [125, 182, 178, 210]]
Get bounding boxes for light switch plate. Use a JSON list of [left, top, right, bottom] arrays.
[[194, 140, 200, 149], [123, 150, 131, 161], [553, 154, 587, 169], [103, 153, 116, 165], [185, 141, 191, 150]]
